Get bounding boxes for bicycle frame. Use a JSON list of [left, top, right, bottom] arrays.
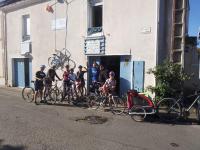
[[167, 94, 200, 114], [185, 95, 200, 112]]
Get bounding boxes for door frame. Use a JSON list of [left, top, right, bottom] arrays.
[[12, 57, 32, 87]]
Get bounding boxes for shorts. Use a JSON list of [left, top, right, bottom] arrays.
[[44, 78, 52, 86], [35, 81, 44, 91]]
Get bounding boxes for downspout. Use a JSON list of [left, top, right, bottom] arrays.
[[155, 0, 160, 65], [2, 11, 8, 86]]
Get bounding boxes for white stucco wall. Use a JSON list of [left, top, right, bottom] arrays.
[[103, 0, 158, 88], [4, 0, 158, 89]]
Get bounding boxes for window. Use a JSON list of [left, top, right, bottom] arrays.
[[22, 15, 30, 41], [88, 0, 103, 35], [92, 5, 102, 27]]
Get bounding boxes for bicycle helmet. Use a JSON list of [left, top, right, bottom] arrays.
[[78, 65, 83, 68], [109, 71, 115, 77], [40, 65, 46, 68]]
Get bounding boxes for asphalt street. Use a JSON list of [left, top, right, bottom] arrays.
[[0, 86, 200, 150]]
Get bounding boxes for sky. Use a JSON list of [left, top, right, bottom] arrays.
[[189, 0, 200, 36]]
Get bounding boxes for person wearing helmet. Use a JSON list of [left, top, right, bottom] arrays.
[[44, 65, 61, 101], [103, 71, 116, 94], [34, 65, 46, 104], [76, 65, 87, 96], [101, 71, 117, 106]]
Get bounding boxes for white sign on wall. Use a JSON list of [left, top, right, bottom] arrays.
[[51, 18, 66, 30], [84, 36, 105, 55]]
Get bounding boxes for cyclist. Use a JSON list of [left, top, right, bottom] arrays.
[[68, 68, 77, 97], [62, 65, 70, 100], [34, 65, 46, 104], [101, 71, 117, 106], [76, 65, 87, 96], [44, 65, 61, 101], [69, 68, 77, 82]]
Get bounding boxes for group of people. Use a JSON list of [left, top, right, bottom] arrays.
[[90, 62, 117, 96], [33, 62, 117, 104]]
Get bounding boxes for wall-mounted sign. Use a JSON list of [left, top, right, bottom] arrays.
[[84, 36, 105, 55], [52, 18, 66, 30]]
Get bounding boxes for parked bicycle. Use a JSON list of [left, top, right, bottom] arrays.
[[88, 83, 126, 115], [157, 91, 200, 122], [61, 80, 77, 103], [48, 48, 76, 70], [44, 80, 62, 104]]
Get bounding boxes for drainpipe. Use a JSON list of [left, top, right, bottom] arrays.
[[2, 11, 8, 86], [155, 0, 160, 65]]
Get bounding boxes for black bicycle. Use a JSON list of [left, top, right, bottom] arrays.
[[157, 91, 200, 122], [87, 82, 126, 115]]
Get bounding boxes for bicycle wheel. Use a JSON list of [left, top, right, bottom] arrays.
[[157, 98, 181, 122], [49, 89, 61, 104], [63, 59, 76, 70], [48, 57, 60, 69], [130, 106, 146, 122], [76, 86, 87, 97], [111, 96, 126, 115], [61, 48, 71, 59], [87, 94, 101, 110], [22, 87, 34, 103]]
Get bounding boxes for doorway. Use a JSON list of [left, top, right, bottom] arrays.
[[88, 56, 120, 94], [13, 58, 32, 87]]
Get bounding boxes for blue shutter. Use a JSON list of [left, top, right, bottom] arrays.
[[120, 56, 132, 95], [14, 59, 25, 87], [29, 60, 32, 87], [133, 61, 145, 92]]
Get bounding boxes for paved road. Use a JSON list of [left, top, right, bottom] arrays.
[[0, 87, 200, 150]]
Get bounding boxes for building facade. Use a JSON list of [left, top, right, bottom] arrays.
[[0, 0, 196, 95]]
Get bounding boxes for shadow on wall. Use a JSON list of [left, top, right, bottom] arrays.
[[120, 77, 131, 95], [0, 139, 26, 150]]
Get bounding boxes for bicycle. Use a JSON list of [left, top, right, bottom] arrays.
[[61, 80, 77, 103], [88, 85, 126, 115], [157, 91, 200, 122], [44, 80, 62, 104], [48, 49, 76, 70], [75, 80, 87, 97]]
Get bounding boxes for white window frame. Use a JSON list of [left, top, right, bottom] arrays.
[[22, 14, 30, 42]]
